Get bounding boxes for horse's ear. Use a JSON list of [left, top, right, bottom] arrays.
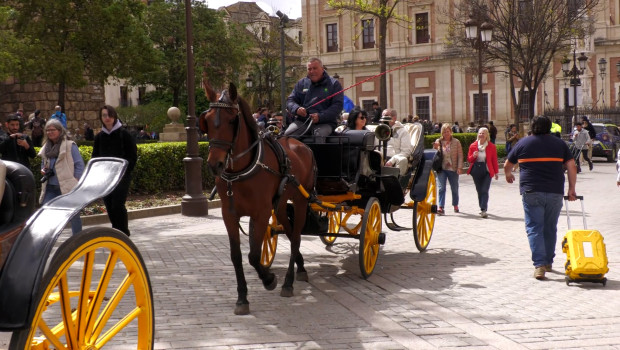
[[198, 110, 208, 134], [229, 82, 238, 102], [203, 79, 217, 102]]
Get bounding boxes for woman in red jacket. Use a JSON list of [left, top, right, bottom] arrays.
[[467, 127, 499, 218]]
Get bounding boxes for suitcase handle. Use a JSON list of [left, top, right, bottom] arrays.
[[563, 196, 586, 230]]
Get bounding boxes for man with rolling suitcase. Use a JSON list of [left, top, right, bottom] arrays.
[[504, 116, 578, 280]]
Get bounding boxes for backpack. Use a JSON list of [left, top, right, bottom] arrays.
[[31, 119, 44, 137]]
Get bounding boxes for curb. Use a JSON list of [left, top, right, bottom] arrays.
[[81, 200, 222, 226]]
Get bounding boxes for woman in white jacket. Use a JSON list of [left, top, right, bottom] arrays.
[[38, 119, 85, 234]]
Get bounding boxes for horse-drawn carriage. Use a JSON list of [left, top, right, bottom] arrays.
[[0, 158, 154, 349], [202, 82, 438, 314], [260, 126, 438, 278]]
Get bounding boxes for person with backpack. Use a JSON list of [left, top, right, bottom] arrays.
[[452, 121, 462, 133], [25, 109, 45, 147]]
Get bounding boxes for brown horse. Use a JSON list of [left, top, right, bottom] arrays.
[[201, 82, 316, 315]]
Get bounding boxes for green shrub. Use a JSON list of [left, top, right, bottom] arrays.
[[30, 142, 215, 195], [423, 133, 506, 159]]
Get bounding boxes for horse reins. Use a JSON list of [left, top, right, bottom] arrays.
[[207, 100, 280, 197]]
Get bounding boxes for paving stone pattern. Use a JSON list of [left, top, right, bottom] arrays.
[[1, 162, 619, 349]]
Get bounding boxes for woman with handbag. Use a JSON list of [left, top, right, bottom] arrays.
[[467, 127, 499, 218], [433, 124, 463, 215]]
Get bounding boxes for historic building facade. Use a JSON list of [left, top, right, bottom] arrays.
[[301, 0, 620, 134]]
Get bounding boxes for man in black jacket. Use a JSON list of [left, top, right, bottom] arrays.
[[285, 57, 343, 137], [0, 114, 36, 169]]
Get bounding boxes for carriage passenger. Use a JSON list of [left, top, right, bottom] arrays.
[[380, 108, 413, 175], [345, 107, 368, 131], [285, 57, 343, 137]]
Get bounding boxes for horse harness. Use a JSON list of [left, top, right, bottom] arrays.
[[206, 101, 292, 205]]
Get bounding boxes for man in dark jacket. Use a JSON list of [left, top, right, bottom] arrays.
[[285, 57, 343, 137], [0, 113, 37, 169]]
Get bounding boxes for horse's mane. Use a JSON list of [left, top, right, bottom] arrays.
[[238, 95, 259, 138]]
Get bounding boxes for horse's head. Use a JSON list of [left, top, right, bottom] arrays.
[[201, 82, 242, 176]]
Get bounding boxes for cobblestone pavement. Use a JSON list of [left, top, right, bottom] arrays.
[[1, 161, 619, 349]]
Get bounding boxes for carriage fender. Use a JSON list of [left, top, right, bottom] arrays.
[[410, 149, 438, 202], [0, 157, 128, 330]]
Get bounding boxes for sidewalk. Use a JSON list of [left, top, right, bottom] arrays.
[[2, 161, 619, 349]]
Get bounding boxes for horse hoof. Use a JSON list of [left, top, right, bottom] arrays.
[[296, 271, 308, 282], [280, 286, 294, 297], [265, 275, 277, 291], [234, 304, 250, 315]]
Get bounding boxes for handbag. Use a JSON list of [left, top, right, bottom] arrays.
[[470, 161, 487, 177], [432, 140, 444, 173]]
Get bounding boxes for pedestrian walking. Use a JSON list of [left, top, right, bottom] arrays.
[[433, 124, 463, 215], [91, 105, 137, 236], [572, 121, 593, 172], [466, 127, 499, 218], [504, 115, 577, 280]]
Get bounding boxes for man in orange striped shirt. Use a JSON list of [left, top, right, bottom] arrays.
[[504, 116, 577, 280]]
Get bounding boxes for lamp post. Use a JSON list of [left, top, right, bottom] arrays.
[[245, 74, 253, 107], [561, 49, 588, 125], [615, 61, 620, 106], [465, 17, 493, 124], [598, 57, 607, 107], [181, 0, 208, 216], [276, 10, 289, 125]]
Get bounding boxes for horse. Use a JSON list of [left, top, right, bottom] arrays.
[[200, 82, 316, 315]]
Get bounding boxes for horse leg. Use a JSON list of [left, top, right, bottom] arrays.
[[280, 199, 309, 297], [223, 216, 250, 315], [276, 200, 308, 283], [248, 217, 277, 291]]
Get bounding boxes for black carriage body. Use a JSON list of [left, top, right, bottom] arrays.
[[298, 130, 404, 211], [0, 158, 128, 330], [0, 161, 36, 270]]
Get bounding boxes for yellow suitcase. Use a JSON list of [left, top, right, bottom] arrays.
[[561, 196, 608, 286]]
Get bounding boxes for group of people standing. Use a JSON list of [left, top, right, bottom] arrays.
[[0, 105, 137, 237]]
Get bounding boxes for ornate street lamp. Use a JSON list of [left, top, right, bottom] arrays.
[[598, 58, 607, 107], [246, 75, 253, 89], [465, 17, 493, 124], [276, 10, 289, 124], [182, 0, 208, 216], [561, 50, 588, 124]]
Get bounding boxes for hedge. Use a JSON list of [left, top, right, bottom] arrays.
[[29, 142, 215, 195], [424, 133, 507, 160], [27, 137, 506, 195]]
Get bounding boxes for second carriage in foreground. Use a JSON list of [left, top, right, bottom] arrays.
[[261, 121, 439, 278]]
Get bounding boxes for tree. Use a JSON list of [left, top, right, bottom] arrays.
[[143, 0, 251, 107], [11, 0, 158, 109], [443, 0, 598, 124], [326, 0, 414, 110], [244, 19, 302, 112], [0, 6, 28, 81]]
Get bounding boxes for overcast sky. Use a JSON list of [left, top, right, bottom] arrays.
[[204, 0, 302, 19]]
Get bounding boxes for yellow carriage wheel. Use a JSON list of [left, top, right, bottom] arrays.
[[412, 170, 437, 252], [359, 197, 382, 279], [260, 212, 279, 268], [320, 211, 341, 246], [10, 228, 154, 350]]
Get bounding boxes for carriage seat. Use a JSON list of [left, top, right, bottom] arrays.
[[0, 160, 5, 207], [0, 161, 35, 230]]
